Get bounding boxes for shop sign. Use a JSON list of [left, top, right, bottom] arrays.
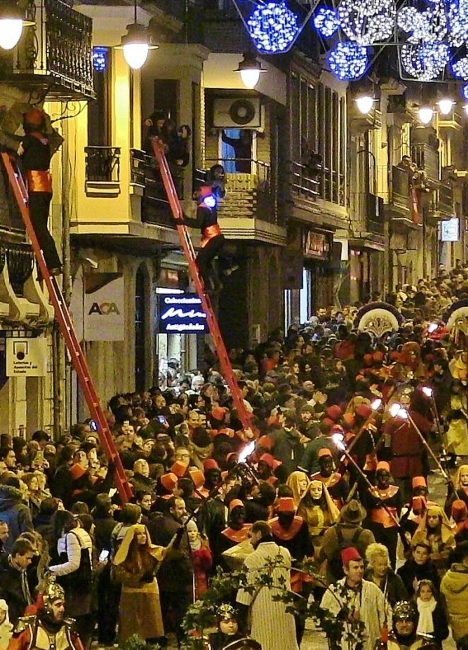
[[158, 294, 209, 334], [440, 218, 460, 242], [84, 273, 125, 341], [303, 231, 331, 260], [6, 337, 47, 376]]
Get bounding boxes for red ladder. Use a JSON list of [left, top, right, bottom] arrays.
[[1, 151, 133, 504], [151, 139, 253, 434]]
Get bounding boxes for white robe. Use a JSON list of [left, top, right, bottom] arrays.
[[320, 578, 392, 650], [237, 541, 298, 650]]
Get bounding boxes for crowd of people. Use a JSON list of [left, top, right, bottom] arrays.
[[3, 268, 468, 650]]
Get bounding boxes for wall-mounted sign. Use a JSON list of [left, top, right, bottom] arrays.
[[158, 294, 208, 334], [440, 218, 460, 242], [303, 231, 331, 260], [6, 337, 47, 376]]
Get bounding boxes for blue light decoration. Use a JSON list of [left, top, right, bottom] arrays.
[[313, 7, 339, 38], [92, 46, 109, 72], [327, 42, 369, 81], [401, 42, 450, 81], [452, 55, 468, 79], [338, 0, 396, 46], [462, 83, 468, 100], [246, 1, 300, 53]]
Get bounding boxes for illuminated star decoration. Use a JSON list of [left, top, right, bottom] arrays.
[[327, 41, 369, 80], [246, 1, 300, 53], [338, 0, 396, 45]]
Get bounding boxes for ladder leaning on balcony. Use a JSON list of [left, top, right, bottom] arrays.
[[151, 138, 254, 436], [0, 151, 133, 505]]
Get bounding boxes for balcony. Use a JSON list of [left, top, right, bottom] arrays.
[[85, 147, 121, 196], [384, 165, 413, 226], [427, 181, 454, 221], [0, 0, 95, 101], [410, 143, 439, 183], [196, 158, 286, 245]]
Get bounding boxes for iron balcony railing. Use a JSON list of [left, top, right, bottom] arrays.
[[0, 0, 95, 100], [85, 147, 121, 183], [290, 161, 320, 199]]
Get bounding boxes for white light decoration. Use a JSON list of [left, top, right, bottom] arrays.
[[328, 42, 369, 81], [462, 83, 468, 100], [338, 0, 396, 46], [401, 42, 450, 81], [437, 98, 455, 114], [418, 105, 434, 124], [313, 7, 340, 38], [247, 1, 300, 53], [356, 95, 374, 114], [0, 18, 22, 49], [397, 0, 448, 43], [448, 0, 468, 46], [234, 53, 265, 89], [452, 56, 468, 79]]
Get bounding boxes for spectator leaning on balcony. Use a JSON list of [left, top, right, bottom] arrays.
[[18, 107, 63, 276]]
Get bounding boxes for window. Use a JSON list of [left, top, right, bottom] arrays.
[[88, 47, 111, 146]]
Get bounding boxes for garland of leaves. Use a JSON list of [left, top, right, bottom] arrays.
[[181, 555, 367, 650]]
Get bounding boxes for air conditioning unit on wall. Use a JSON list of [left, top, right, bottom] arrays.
[[212, 97, 263, 129]]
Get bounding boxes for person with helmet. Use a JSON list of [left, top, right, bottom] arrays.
[[18, 108, 62, 275], [386, 601, 425, 650], [8, 575, 84, 650]]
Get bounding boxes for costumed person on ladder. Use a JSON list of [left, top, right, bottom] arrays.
[[195, 165, 237, 293], [8, 575, 84, 650], [18, 108, 63, 276]]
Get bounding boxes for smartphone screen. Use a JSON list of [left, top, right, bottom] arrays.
[[158, 415, 168, 425], [99, 549, 110, 562]]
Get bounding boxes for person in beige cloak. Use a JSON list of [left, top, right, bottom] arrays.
[[113, 523, 166, 644]]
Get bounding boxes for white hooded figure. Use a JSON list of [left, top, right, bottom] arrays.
[[0, 599, 13, 650]]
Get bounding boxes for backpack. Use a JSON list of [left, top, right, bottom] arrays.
[[57, 531, 92, 592], [327, 525, 363, 581]]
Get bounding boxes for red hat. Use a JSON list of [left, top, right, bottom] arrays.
[[326, 405, 342, 422], [69, 464, 87, 481], [204, 459, 220, 472], [171, 460, 189, 478], [258, 435, 273, 450], [356, 404, 372, 419], [451, 499, 468, 521], [412, 476, 427, 489], [276, 497, 295, 513], [212, 406, 227, 421], [376, 461, 390, 473], [226, 452, 239, 464], [228, 498, 244, 513], [373, 351, 384, 363], [341, 547, 362, 566], [190, 469, 205, 489], [322, 418, 335, 428], [363, 353, 373, 366], [318, 448, 333, 459], [160, 472, 178, 492]]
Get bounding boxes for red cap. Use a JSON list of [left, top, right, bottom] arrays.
[[204, 459, 220, 472], [277, 497, 295, 513], [326, 405, 342, 422], [212, 406, 227, 421], [412, 476, 427, 489], [190, 469, 205, 489], [341, 547, 362, 566], [376, 461, 390, 473], [228, 498, 244, 513], [259, 453, 282, 470], [171, 460, 189, 478], [318, 448, 333, 459], [160, 472, 178, 492], [356, 404, 372, 419]]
